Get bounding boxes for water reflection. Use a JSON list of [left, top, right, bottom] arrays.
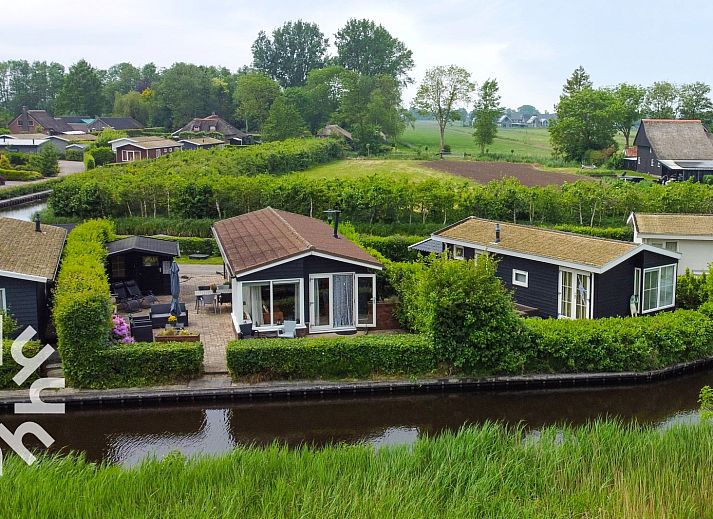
[[0, 201, 48, 221], [2, 366, 712, 466]]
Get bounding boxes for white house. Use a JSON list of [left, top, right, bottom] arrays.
[[628, 212, 713, 274]]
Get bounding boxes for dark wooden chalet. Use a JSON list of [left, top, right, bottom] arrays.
[[106, 236, 180, 296], [410, 217, 681, 319], [0, 217, 66, 341], [633, 119, 713, 181], [109, 137, 181, 162], [213, 208, 382, 336]]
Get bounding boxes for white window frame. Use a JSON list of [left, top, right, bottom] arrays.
[[236, 278, 304, 329], [558, 268, 592, 319], [651, 158, 654, 167], [642, 264, 677, 314], [512, 269, 528, 288], [0, 288, 6, 312], [355, 273, 377, 328], [633, 267, 642, 313], [453, 245, 465, 260]]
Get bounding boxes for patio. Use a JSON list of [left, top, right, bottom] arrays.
[[119, 263, 235, 374]]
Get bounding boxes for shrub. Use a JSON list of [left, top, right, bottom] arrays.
[[548, 224, 633, 241], [0, 178, 62, 201], [0, 340, 41, 389], [0, 310, 18, 337], [677, 269, 708, 309], [526, 310, 713, 373], [227, 334, 433, 380], [357, 234, 422, 262], [5, 152, 30, 166], [84, 152, 96, 170], [29, 145, 60, 177], [92, 341, 203, 388], [64, 149, 84, 161], [0, 168, 42, 181], [90, 146, 115, 166]]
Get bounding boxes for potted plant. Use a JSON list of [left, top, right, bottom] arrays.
[[210, 283, 217, 293], [155, 327, 200, 343], [166, 314, 177, 328]]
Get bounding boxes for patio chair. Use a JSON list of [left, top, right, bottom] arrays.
[[239, 322, 254, 339], [198, 293, 218, 314], [125, 299, 141, 314], [125, 280, 158, 307], [218, 292, 232, 313], [278, 320, 297, 339], [130, 318, 154, 342]]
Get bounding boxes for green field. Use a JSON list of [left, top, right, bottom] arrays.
[[3, 422, 713, 518], [399, 120, 630, 159], [299, 158, 456, 182]]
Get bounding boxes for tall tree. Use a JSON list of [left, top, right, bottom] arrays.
[[261, 96, 308, 141], [608, 83, 646, 147], [562, 66, 592, 96], [473, 79, 502, 154], [113, 90, 150, 124], [644, 81, 678, 119], [234, 72, 281, 132], [334, 19, 414, 85], [413, 65, 475, 151], [56, 59, 103, 115], [252, 20, 328, 88], [153, 63, 214, 127], [678, 82, 713, 124], [516, 104, 539, 118]]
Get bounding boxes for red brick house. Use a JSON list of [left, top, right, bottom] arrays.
[[109, 136, 182, 163], [8, 107, 74, 135]]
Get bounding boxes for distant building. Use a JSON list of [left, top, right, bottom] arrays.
[[57, 116, 144, 133], [634, 119, 713, 181], [0, 134, 70, 154], [172, 114, 252, 144], [8, 107, 74, 135], [178, 137, 225, 150], [317, 124, 353, 142], [109, 136, 181, 163]]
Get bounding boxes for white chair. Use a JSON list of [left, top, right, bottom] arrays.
[[278, 320, 297, 339]]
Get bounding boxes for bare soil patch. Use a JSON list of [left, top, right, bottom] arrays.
[[422, 160, 584, 186]]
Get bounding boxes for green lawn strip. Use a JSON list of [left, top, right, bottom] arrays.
[[176, 256, 224, 265]]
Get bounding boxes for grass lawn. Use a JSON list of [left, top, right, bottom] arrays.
[[4, 422, 713, 517], [176, 256, 224, 265], [399, 120, 630, 159], [299, 158, 458, 182]]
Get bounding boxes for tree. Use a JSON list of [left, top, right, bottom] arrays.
[[413, 65, 475, 151], [234, 72, 281, 132], [608, 83, 646, 147], [261, 96, 308, 141], [102, 62, 142, 112], [113, 90, 150, 124], [549, 87, 616, 161], [678, 82, 713, 124], [562, 66, 592, 96], [56, 59, 104, 115], [31, 144, 59, 177], [252, 20, 328, 88], [153, 63, 214, 127], [473, 78, 502, 154], [644, 81, 678, 119], [516, 104, 539, 118], [334, 19, 414, 85]]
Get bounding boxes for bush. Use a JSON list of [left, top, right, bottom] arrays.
[[64, 149, 84, 161], [0, 178, 61, 201], [526, 310, 713, 372], [357, 234, 422, 262], [0, 168, 42, 181], [84, 152, 95, 170], [548, 224, 633, 241], [29, 145, 60, 177], [0, 340, 41, 389], [227, 334, 433, 380], [92, 341, 203, 388], [5, 152, 30, 166], [677, 269, 708, 309], [90, 146, 115, 166]]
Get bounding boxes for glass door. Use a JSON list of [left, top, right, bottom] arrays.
[[311, 276, 331, 330], [332, 274, 354, 329], [559, 269, 591, 319], [356, 274, 376, 327]]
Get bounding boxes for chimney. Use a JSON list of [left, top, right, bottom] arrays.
[[495, 223, 501, 243], [324, 209, 341, 238], [34, 214, 41, 232]]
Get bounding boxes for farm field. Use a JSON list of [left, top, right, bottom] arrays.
[[400, 120, 630, 158], [299, 158, 457, 182], [422, 160, 587, 186]]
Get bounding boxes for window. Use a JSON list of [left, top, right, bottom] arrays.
[[163, 148, 167, 152], [142, 255, 159, 267], [512, 269, 528, 287], [559, 269, 590, 319], [453, 245, 465, 259], [111, 256, 126, 279], [356, 274, 376, 326], [642, 264, 676, 312], [242, 280, 301, 327], [648, 240, 678, 252], [193, 126, 200, 132], [27, 120, 33, 126]]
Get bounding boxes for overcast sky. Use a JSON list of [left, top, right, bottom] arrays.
[[4, 0, 713, 111]]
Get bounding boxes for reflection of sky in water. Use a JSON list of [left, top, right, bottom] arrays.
[[107, 409, 235, 466], [362, 427, 420, 449]]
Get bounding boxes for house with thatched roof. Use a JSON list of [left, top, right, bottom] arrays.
[[172, 114, 252, 144], [317, 124, 353, 142], [634, 119, 713, 181]]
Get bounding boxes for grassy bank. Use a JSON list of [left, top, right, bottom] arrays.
[[3, 421, 713, 517]]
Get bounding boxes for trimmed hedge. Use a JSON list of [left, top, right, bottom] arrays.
[[358, 234, 422, 262], [0, 168, 42, 181], [227, 334, 434, 380], [0, 340, 41, 389], [92, 341, 203, 388], [526, 310, 713, 373], [549, 224, 633, 241]]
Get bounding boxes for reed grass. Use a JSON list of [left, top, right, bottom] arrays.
[[2, 421, 713, 518]]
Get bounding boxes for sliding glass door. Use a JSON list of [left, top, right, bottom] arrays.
[[310, 273, 376, 331]]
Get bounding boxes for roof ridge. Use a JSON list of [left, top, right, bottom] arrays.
[[266, 207, 313, 250]]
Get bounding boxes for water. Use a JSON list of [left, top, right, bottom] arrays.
[[0, 200, 48, 221], [3, 366, 712, 466]]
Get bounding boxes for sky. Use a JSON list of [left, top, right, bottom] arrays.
[[4, 0, 713, 112]]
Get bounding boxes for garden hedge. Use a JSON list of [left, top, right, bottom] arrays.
[[227, 334, 434, 380], [0, 340, 41, 389], [0, 168, 42, 181], [92, 341, 203, 388]]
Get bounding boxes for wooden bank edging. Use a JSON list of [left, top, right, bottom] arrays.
[[1, 355, 712, 410], [0, 189, 52, 209]]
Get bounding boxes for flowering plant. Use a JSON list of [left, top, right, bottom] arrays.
[[111, 314, 135, 344], [168, 315, 177, 323]]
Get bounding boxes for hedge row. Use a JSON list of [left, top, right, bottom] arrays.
[[548, 224, 633, 241], [0, 168, 42, 181], [227, 334, 434, 380], [0, 178, 61, 201], [358, 234, 422, 262], [0, 340, 41, 389], [93, 341, 203, 388]]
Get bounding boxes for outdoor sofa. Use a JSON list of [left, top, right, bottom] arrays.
[[149, 303, 189, 328]]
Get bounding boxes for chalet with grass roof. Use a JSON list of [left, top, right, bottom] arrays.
[[410, 217, 680, 319], [629, 212, 713, 274], [213, 208, 382, 336], [0, 217, 67, 340], [634, 119, 713, 181]]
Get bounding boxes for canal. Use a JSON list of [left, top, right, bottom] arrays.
[[0, 200, 48, 221], [3, 366, 711, 466]]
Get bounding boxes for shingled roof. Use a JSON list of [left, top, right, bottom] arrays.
[[25, 110, 74, 134], [0, 218, 67, 281], [629, 212, 713, 236], [638, 119, 713, 160], [429, 217, 670, 271], [107, 236, 180, 257], [213, 208, 382, 276]]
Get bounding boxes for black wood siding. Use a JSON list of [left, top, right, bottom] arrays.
[[496, 255, 561, 318], [594, 257, 636, 318], [108, 252, 173, 295], [0, 276, 44, 338]]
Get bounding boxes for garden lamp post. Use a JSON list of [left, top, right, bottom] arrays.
[[324, 209, 342, 238]]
